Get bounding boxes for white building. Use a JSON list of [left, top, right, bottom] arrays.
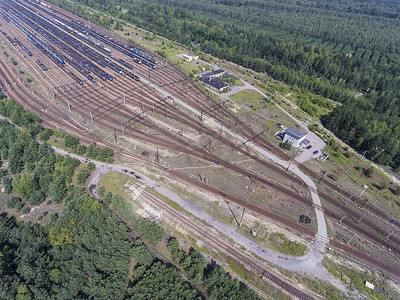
[[182, 53, 199, 62], [283, 128, 306, 148]]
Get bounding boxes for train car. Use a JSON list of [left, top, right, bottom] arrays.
[[86, 74, 96, 83], [104, 73, 113, 81], [117, 58, 133, 69], [132, 57, 141, 64], [36, 59, 47, 70]]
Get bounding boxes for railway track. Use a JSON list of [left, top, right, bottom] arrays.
[[142, 190, 318, 300], [2, 0, 400, 278]]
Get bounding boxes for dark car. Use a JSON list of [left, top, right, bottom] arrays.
[[306, 145, 312, 150]]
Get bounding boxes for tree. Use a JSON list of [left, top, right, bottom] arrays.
[[12, 174, 38, 201], [5, 197, 22, 209], [27, 190, 46, 206], [279, 141, 292, 150], [38, 128, 53, 141], [48, 177, 67, 203], [86, 144, 99, 159], [2, 177, 13, 194], [75, 144, 87, 155], [131, 239, 153, 266], [168, 237, 180, 260], [364, 167, 375, 178], [16, 285, 32, 300], [64, 134, 79, 149], [87, 162, 96, 171], [76, 169, 90, 185], [8, 146, 24, 174]]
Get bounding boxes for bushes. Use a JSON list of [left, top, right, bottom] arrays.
[[2, 176, 13, 194], [38, 128, 53, 141], [64, 134, 79, 149], [76, 169, 90, 185], [28, 190, 46, 206], [279, 141, 292, 150], [364, 167, 375, 178], [6, 196, 22, 209]]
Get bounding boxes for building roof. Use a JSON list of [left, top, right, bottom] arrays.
[[202, 69, 225, 78], [285, 128, 306, 140], [300, 139, 310, 145], [187, 53, 198, 58], [198, 76, 227, 90]]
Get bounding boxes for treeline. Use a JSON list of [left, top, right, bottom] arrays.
[[50, 0, 400, 169], [0, 98, 259, 299], [168, 238, 260, 299], [0, 196, 199, 299]]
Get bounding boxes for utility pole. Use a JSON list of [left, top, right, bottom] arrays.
[[318, 171, 326, 184], [356, 147, 384, 183], [253, 219, 264, 236]]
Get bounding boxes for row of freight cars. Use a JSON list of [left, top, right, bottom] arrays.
[[24, 0, 157, 68], [3, 0, 113, 82], [8, 0, 140, 81], [0, 24, 32, 56], [1, 0, 141, 84]]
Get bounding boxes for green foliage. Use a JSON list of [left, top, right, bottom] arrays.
[[86, 144, 99, 159], [167, 239, 259, 299], [12, 174, 38, 201], [0, 99, 42, 130], [2, 177, 13, 194], [21, 207, 31, 215], [0, 168, 8, 178], [87, 162, 96, 171], [38, 128, 53, 141], [127, 261, 200, 299], [132, 217, 166, 246], [131, 239, 153, 266], [16, 284, 32, 300], [76, 169, 90, 184], [61, 156, 81, 178], [364, 167, 375, 178], [64, 134, 79, 149], [75, 144, 87, 155], [27, 190, 46, 206], [5, 196, 22, 209], [279, 141, 292, 151], [8, 146, 24, 174], [97, 185, 106, 198], [48, 176, 67, 203], [11, 57, 18, 65], [97, 147, 114, 162]]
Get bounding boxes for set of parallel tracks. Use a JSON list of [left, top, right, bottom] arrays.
[[1, 0, 400, 279], [142, 190, 317, 300]]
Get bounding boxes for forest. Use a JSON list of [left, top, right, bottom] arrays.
[[0, 97, 258, 299], [47, 0, 400, 170]]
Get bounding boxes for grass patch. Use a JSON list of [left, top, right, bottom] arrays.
[[230, 89, 264, 105], [97, 171, 133, 202], [266, 232, 308, 256], [323, 256, 399, 299]]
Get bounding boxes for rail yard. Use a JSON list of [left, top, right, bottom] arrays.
[[1, 0, 400, 295]]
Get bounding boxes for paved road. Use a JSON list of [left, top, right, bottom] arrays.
[[144, 80, 327, 234], [138, 75, 329, 267], [217, 77, 326, 163], [48, 145, 330, 278]]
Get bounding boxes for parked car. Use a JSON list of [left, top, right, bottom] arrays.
[[306, 145, 312, 150], [313, 150, 319, 155]]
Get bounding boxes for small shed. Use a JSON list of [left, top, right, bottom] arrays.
[[182, 53, 199, 62], [283, 128, 306, 148], [365, 281, 374, 290], [299, 215, 311, 224]]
